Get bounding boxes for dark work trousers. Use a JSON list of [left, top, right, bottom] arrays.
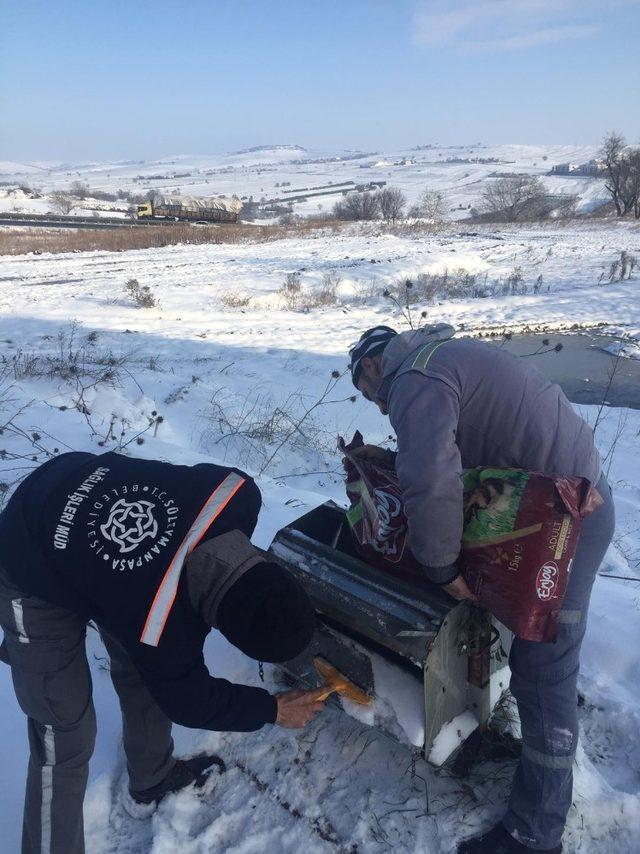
[[0, 570, 175, 854], [503, 474, 615, 850]]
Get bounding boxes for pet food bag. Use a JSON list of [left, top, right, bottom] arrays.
[[340, 432, 602, 642]]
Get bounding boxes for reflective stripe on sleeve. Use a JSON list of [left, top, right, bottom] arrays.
[[140, 473, 246, 647]]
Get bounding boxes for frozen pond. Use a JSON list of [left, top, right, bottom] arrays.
[[483, 332, 640, 409]]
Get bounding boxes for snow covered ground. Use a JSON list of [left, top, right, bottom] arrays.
[[0, 201, 639, 852]]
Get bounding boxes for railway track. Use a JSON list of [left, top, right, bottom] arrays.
[[0, 213, 193, 229]]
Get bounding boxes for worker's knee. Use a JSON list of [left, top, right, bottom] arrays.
[[28, 703, 97, 771], [11, 644, 94, 731]]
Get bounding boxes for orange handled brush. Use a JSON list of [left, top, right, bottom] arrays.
[[313, 657, 372, 705]]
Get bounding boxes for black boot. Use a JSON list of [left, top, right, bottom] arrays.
[[457, 822, 562, 853], [129, 754, 226, 809]]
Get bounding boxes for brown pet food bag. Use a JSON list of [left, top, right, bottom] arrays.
[[340, 432, 602, 642]]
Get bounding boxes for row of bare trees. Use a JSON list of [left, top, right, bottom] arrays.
[[333, 186, 449, 222], [333, 178, 574, 225], [601, 132, 640, 219], [333, 187, 407, 222], [49, 182, 148, 216], [478, 175, 577, 222]]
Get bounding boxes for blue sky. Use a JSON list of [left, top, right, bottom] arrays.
[[2, 0, 639, 161]]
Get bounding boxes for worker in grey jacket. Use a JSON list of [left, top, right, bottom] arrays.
[[349, 324, 615, 854]]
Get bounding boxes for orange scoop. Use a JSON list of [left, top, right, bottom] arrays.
[[313, 657, 372, 706]]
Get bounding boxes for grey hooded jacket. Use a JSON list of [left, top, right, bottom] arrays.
[[377, 324, 601, 584]]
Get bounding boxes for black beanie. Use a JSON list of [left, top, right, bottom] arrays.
[[217, 561, 315, 663], [349, 325, 398, 388]]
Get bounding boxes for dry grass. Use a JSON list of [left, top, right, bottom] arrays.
[[219, 291, 252, 308], [277, 270, 342, 311], [5, 324, 129, 384], [202, 371, 354, 474], [0, 217, 346, 256]]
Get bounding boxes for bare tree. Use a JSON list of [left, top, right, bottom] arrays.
[[333, 191, 381, 221], [69, 180, 90, 199], [624, 147, 640, 219], [358, 191, 381, 220], [50, 191, 75, 215], [554, 194, 579, 220], [378, 187, 406, 222], [409, 187, 448, 220], [480, 175, 547, 222], [601, 132, 630, 217]]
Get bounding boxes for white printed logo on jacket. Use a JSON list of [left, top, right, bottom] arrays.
[[100, 498, 159, 553], [52, 467, 180, 573]]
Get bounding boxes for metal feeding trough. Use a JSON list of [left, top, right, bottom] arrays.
[[268, 501, 513, 764]]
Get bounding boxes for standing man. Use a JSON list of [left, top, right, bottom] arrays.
[[349, 324, 615, 854], [0, 451, 322, 854]]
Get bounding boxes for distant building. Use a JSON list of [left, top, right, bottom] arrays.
[[579, 158, 607, 176], [550, 159, 606, 177]]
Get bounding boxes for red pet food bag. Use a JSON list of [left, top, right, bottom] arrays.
[[340, 432, 424, 578], [340, 432, 602, 642]]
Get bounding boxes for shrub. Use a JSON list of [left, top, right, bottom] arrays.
[[278, 212, 301, 226], [313, 271, 341, 306], [409, 188, 448, 221], [69, 181, 90, 199], [277, 271, 341, 311], [124, 278, 158, 308], [50, 191, 74, 215], [278, 272, 302, 309], [4, 325, 128, 384], [220, 291, 251, 308], [378, 187, 406, 222], [599, 250, 638, 283], [480, 176, 547, 222], [333, 190, 381, 221], [502, 266, 526, 296]]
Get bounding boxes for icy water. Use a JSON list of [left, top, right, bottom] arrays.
[[483, 332, 640, 409]]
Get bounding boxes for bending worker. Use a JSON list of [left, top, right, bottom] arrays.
[[0, 451, 322, 854], [349, 323, 614, 854]]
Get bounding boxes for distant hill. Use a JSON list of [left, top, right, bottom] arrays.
[[232, 145, 306, 155]]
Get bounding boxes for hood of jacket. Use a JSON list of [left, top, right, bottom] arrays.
[[186, 529, 265, 628], [377, 323, 456, 403]]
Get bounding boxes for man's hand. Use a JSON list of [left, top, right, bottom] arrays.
[[441, 574, 478, 602], [346, 444, 394, 464], [275, 689, 326, 729]]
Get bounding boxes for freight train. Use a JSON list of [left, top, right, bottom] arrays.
[[136, 194, 243, 223]]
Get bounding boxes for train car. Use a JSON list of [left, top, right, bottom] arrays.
[[136, 194, 243, 223]]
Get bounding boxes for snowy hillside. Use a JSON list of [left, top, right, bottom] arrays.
[[0, 143, 610, 219]]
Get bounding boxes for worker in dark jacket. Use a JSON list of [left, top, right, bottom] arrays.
[[0, 451, 322, 854], [349, 324, 615, 854]]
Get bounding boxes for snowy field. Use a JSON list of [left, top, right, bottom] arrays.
[[0, 147, 639, 853]]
